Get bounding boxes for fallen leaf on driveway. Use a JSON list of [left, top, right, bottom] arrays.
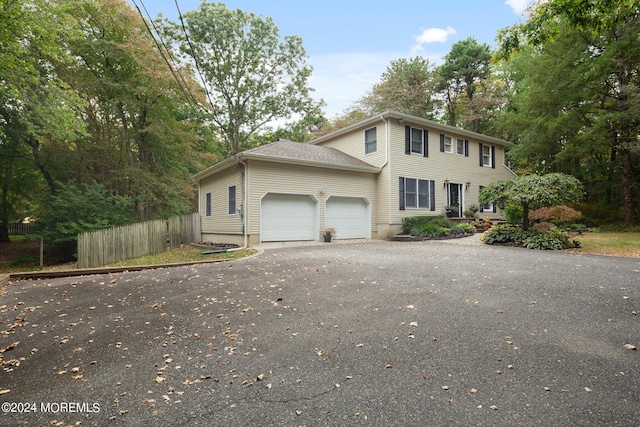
[[409, 322, 418, 327], [0, 389, 9, 395], [622, 344, 636, 350]]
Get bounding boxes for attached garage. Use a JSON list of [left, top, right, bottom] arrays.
[[325, 196, 370, 239], [260, 193, 317, 242]]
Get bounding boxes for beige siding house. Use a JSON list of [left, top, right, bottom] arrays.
[[193, 110, 516, 246]]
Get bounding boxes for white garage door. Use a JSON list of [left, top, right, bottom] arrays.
[[326, 197, 369, 239], [261, 193, 317, 242]]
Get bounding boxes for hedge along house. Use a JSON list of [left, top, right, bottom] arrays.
[[193, 110, 517, 246]]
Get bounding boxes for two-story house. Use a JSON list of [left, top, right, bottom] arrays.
[[193, 110, 517, 246]]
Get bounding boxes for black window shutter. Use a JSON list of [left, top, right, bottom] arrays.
[[399, 177, 405, 210], [423, 130, 429, 157], [491, 146, 496, 169], [479, 143, 484, 166], [429, 180, 435, 211], [440, 134, 445, 152], [405, 126, 410, 155], [465, 140, 469, 157]]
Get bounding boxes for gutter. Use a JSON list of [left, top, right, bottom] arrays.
[[227, 154, 248, 252]]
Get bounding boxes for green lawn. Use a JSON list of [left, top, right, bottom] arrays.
[[569, 232, 640, 257], [106, 246, 254, 267]]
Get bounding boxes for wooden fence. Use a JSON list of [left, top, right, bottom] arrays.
[[8, 223, 39, 235], [77, 213, 201, 268]]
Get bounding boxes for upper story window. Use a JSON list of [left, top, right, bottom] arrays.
[[405, 126, 428, 156], [411, 128, 424, 154], [479, 143, 495, 168], [364, 127, 377, 154], [228, 186, 236, 215], [456, 138, 469, 156], [440, 134, 453, 153]]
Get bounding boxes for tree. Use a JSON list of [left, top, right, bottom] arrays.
[[497, 0, 640, 225], [358, 57, 440, 119], [36, 181, 134, 262], [0, 0, 86, 241], [158, 2, 321, 156], [437, 37, 492, 131], [479, 173, 583, 230]]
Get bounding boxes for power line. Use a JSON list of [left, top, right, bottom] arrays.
[[173, 0, 217, 114], [131, 0, 203, 117]]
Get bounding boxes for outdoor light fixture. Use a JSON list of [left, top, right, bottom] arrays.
[[466, 181, 471, 190], [443, 178, 450, 188]]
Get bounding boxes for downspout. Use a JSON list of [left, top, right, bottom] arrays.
[[227, 155, 248, 252], [380, 114, 389, 169], [376, 114, 391, 227]]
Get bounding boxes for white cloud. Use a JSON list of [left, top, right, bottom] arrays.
[[505, 0, 531, 14], [416, 26, 458, 44], [410, 26, 457, 56]]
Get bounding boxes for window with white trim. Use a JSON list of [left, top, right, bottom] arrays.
[[228, 186, 236, 215], [442, 135, 453, 153], [482, 144, 492, 167], [411, 128, 424, 154], [456, 138, 467, 156], [399, 177, 435, 210], [205, 192, 212, 217], [479, 185, 495, 213], [365, 127, 377, 154]]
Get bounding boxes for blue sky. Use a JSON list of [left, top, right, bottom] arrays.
[[131, 0, 534, 117]]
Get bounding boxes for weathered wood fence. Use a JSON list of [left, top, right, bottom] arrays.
[[8, 223, 39, 235], [77, 213, 201, 268]]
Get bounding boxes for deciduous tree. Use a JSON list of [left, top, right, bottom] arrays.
[[479, 173, 583, 230], [158, 2, 321, 156]]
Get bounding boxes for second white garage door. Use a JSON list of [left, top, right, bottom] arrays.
[[261, 193, 317, 242], [326, 196, 370, 239]]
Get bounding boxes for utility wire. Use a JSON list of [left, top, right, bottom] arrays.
[[174, 0, 217, 113], [131, 0, 203, 117]]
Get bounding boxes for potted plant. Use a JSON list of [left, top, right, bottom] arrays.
[[481, 216, 492, 230], [463, 209, 474, 218], [324, 228, 336, 242], [469, 204, 479, 217], [445, 205, 459, 218]]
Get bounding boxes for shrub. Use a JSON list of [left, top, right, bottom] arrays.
[[529, 205, 582, 223], [481, 225, 531, 245], [458, 223, 476, 234], [505, 204, 523, 225], [523, 229, 571, 250], [410, 224, 448, 238], [402, 216, 453, 234], [482, 225, 575, 250]]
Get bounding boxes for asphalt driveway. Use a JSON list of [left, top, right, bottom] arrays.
[[1, 239, 639, 426]]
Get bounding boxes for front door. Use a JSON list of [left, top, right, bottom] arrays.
[[448, 183, 462, 217]]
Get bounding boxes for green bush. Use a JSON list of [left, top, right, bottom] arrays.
[[523, 229, 571, 250], [410, 224, 448, 238], [458, 223, 476, 234], [402, 216, 453, 234], [505, 204, 523, 225], [482, 225, 574, 250], [481, 225, 531, 245]]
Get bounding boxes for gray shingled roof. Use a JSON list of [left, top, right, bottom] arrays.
[[243, 139, 378, 170]]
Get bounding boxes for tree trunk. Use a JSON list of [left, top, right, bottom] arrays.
[[620, 148, 636, 225], [27, 137, 56, 194], [522, 202, 530, 231]]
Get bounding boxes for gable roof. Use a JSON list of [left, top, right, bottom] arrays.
[[193, 139, 379, 181], [244, 139, 378, 170], [311, 110, 513, 148]]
